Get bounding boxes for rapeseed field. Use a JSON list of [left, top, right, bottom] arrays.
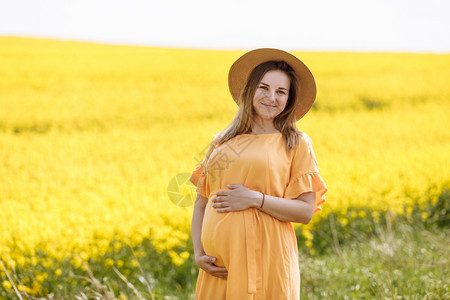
[[0, 36, 449, 297]]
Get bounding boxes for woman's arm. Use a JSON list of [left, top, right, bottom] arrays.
[[191, 194, 228, 279], [211, 184, 315, 224], [257, 191, 315, 223], [191, 194, 208, 258]]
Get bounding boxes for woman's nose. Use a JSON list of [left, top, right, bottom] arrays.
[[265, 90, 276, 101]]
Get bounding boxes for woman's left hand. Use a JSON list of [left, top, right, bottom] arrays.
[[211, 184, 261, 212]]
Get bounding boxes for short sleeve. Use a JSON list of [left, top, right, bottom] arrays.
[[189, 135, 219, 198], [283, 133, 327, 214], [190, 164, 207, 198]]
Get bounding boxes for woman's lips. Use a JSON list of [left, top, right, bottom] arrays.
[[262, 103, 277, 108]]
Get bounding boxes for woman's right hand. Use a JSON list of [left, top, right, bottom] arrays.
[[195, 254, 228, 279]]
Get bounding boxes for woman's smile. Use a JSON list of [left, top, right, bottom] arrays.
[[261, 103, 277, 107]]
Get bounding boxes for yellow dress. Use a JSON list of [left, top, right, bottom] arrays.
[[190, 132, 327, 300]]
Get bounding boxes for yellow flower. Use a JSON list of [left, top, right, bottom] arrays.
[[80, 252, 89, 261], [42, 259, 52, 268], [31, 256, 39, 266], [406, 206, 413, 215], [15, 255, 26, 267], [17, 284, 33, 294], [131, 259, 139, 267], [180, 251, 190, 260], [105, 258, 115, 267], [169, 250, 186, 266], [32, 281, 42, 295], [372, 210, 380, 223], [55, 268, 62, 276], [71, 258, 82, 269], [2, 280, 12, 290], [114, 241, 122, 251], [338, 217, 349, 226], [36, 274, 45, 283], [301, 229, 314, 241], [117, 260, 124, 267], [421, 212, 428, 221]]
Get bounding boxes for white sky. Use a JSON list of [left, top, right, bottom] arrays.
[[0, 0, 449, 52]]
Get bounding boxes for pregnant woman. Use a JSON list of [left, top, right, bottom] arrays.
[[190, 48, 327, 299]]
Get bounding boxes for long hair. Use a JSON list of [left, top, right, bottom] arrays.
[[216, 61, 300, 151]]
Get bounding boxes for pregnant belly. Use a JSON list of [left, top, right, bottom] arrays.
[[201, 203, 247, 267]]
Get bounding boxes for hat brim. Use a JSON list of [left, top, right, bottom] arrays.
[[228, 48, 316, 121]]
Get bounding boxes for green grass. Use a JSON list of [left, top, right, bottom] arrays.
[[4, 216, 446, 299], [90, 220, 448, 299], [300, 219, 449, 299]]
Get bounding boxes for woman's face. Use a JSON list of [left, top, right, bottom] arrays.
[[252, 70, 290, 121]]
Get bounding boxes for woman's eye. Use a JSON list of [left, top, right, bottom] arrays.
[[259, 86, 268, 90], [277, 90, 286, 95]]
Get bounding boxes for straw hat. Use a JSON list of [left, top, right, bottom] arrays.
[[228, 48, 317, 121]]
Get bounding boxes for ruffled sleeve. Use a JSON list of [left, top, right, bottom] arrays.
[[190, 164, 207, 198], [189, 136, 219, 198], [283, 132, 327, 214]]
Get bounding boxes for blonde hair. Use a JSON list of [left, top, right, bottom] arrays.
[[217, 61, 300, 151]]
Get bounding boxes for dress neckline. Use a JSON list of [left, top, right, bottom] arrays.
[[241, 132, 282, 136]]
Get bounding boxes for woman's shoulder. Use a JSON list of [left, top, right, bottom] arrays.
[[296, 130, 313, 146], [212, 130, 226, 140], [210, 131, 226, 145], [205, 131, 231, 150]]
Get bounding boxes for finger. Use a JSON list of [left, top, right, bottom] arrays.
[[212, 201, 227, 208], [227, 184, 241, 189], [208, 267, 227, 274], [215, 190, 231, 196], [210, 272, 228, 279], [209, 265, 228, 272], [201, 261, 227, 270], [211, 196, 225, 203], [201, 256, 217, 264], [216, 207, 231, 213], [212, 273, 228, 279], [208, 266, 228, 278], [201, 265, 227, 279]]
